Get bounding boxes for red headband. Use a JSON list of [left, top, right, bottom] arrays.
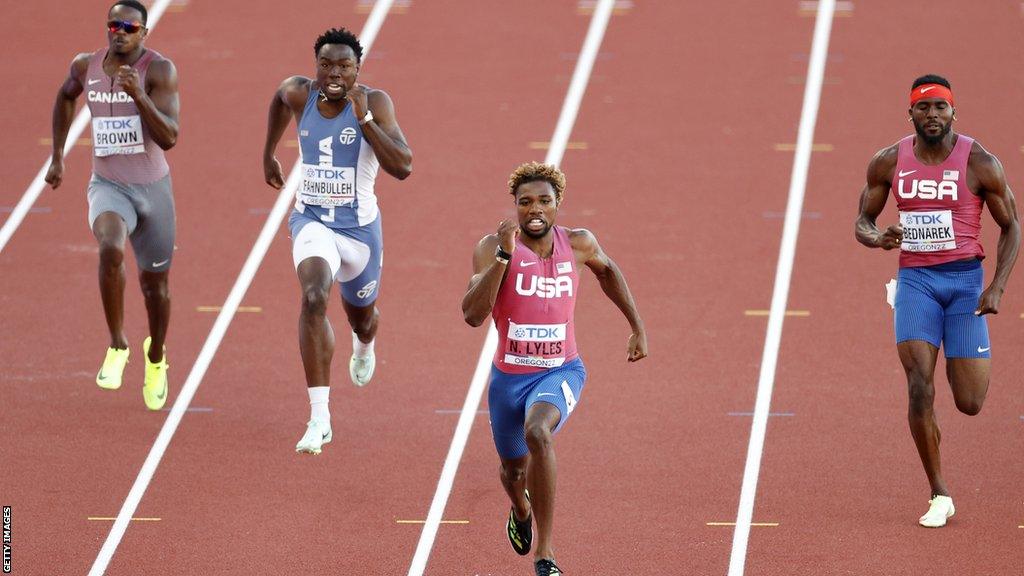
[[910, 84, 954, 106]]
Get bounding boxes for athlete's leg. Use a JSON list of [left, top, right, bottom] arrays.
[[139, 270, 170, 362], [945, 358, 990, 416], [92, 212, 129, 350], [499, 456, 532, 522], [297, 257, 336, 388], [524, 402, 562, 561], [342, 300, 379, 345], [898, 340, 947, 497]]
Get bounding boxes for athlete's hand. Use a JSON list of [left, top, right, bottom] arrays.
[[346, 84, 370, 120], [115, 65, 142, 99], [496, 219, 519, 254], [877, 224, 903, 250], [44, 158, 64, 189], [975, 285, 1004, 316], [264, 156, 284, 189], [627, 329, 647, 362]]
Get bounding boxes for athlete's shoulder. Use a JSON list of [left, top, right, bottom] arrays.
[[277, 76, 313, 106], [966, 137, 1005, 185], [279, 75, 313, 94], [866, 141, 900, 184], [966, 137, 998, 165], [146, 56, 178, 83], [70, 52, 93, 76], [567, 227, 599, 253]]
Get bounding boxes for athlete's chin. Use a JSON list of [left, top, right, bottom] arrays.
[[915, 124, 950, 145]]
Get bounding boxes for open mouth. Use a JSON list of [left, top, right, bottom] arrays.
[[525, 218, 546, 233], [324, 83, 346, 96]]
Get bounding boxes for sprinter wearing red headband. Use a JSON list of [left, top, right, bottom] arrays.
[[855, 74, 1020, 527]]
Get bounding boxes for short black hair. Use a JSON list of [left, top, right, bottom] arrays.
[[313, 28, 363, 62], [912, 74, 950, 91], [111, 0, 148, 24]]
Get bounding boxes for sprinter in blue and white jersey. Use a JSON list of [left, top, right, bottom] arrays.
[[263, 27, 412, 455]]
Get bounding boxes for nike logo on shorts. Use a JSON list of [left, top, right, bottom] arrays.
[[977, 346, 990, 353], [151, 259, 170, 268]]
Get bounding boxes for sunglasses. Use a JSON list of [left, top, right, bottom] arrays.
[[107, 20, 144, 34]]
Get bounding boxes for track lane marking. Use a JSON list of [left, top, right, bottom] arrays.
[[84, 3, 396, 574], [0, 0, 181, 255], [728, 2, 835, 575], [405, 2, 617, 574], [88, 517, 161, 522]]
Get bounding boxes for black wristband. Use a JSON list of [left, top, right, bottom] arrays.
[[495, 245, 513, 264]]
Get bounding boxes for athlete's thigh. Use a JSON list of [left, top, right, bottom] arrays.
[[942, 356, 991, 401], [88, 174, 137, 236], [127, 174, 176, 273], [289, 211, 342, 281], [336, 218, 382, 306], [940, 265, 989, 359], [488, 366, 534, 460], [523, 358, 587, 434], [894, 268, 943, 348]]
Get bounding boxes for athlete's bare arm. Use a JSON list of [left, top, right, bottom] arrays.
[[462, 219, 517, 327], [121, 58, 179, 150], [347, 86, 412, 180], [969, 144, 1021, 315], [45, 53, 91, 190], [855, 145, 903, 250], [570, 228, 647, 362], [262, 76, 312, 189]]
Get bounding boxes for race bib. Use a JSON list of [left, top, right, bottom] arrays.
[[299, 163, 356, 207], [503, 321, 566, 369], [92, 115, 145, 157], [899, 210, 956, 252]]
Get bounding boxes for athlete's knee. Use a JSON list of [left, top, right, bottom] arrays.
[[954, 389, 987, 416], [500, 461, 527, 484], [98, 242, 125, 268], [140, 276, 169, 304], [347, 305, 377, 335], [524, 422, 553, 454], [906, 377, 935, 415], [300, 285, 330, 317]]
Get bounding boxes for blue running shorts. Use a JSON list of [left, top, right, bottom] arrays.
[[894, 259, 990, 359], [488, 357, 587, 460], [288, 211, 383, 306]]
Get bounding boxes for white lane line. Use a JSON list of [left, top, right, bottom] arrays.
[[727, 1, 835, 575], [84, 2, 395, 574], [405, 1, 616, 574], [0, 0, 178, 255]]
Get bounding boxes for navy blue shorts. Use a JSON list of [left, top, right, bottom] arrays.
[[894, 259, 990, 358], [487, 358, 586, 460]]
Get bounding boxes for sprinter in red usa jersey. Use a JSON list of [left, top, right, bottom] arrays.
[[855, 74, 1020, 528], [463, 162, 646, 576]]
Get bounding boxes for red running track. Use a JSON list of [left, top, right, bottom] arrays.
[[0, 1, 1020, 575]]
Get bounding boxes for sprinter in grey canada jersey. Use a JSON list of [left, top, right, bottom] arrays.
[[45, 0, 180, 410]]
